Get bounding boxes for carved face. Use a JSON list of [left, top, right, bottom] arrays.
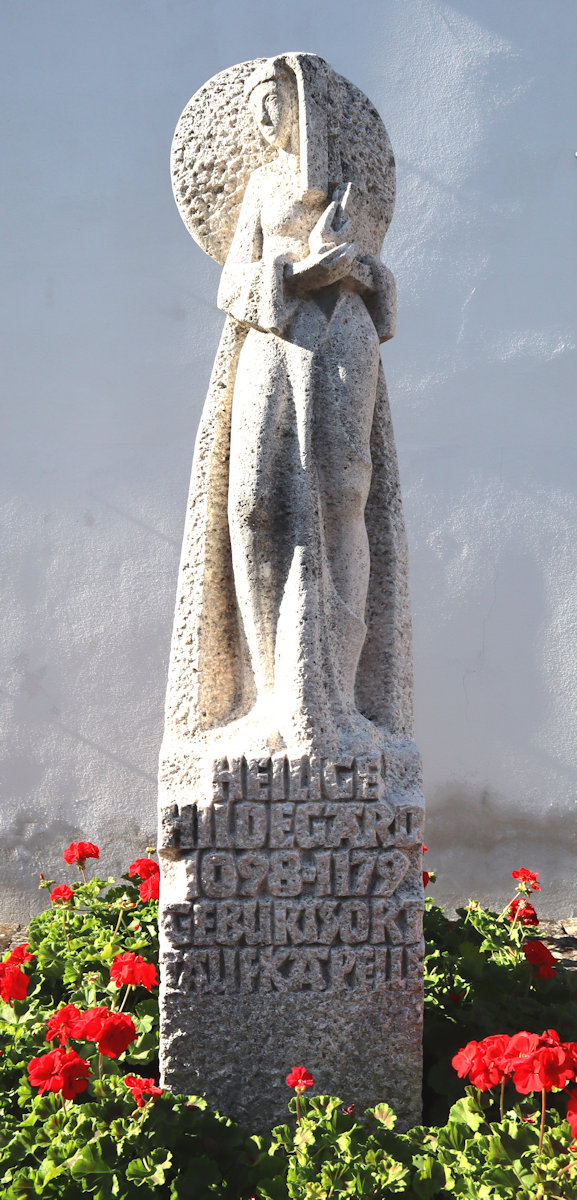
[[250, 71, 298, 152]]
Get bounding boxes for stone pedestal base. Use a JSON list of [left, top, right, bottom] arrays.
[[158, 742, 424, 1131], [160, 989, 422, 1131]]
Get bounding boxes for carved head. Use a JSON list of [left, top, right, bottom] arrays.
[[246, 63, 299, 154], [172, 55, 395, 263], [244, 53, 339, 204]]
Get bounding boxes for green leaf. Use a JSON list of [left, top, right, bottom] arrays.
[[68, 1137, 115, 1177], [412, 1153, 453, 1198], [293, 1125, 315, 1150], [250, 1176, 289, 1200], [1, 1174, 38, 1199], [36, 1157, 67, 1187], [367, 1101, 396, 1128], [169, 1155, 221, 1195], [126, 1149, 173, 1187]]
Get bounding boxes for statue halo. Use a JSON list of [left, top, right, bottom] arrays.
[[171, 55, 396, 265]]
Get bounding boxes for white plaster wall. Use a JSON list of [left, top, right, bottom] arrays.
[[1, 0, 575, 920]]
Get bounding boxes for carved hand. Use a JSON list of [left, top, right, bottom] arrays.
[[286, 200, 356, 293]]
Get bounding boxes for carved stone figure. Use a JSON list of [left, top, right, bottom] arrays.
[[159, 54, 424, 1131]]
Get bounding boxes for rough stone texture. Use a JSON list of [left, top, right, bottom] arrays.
[[159, 747, 424, 1129], [0, 924, 22, 955], [159, 52, 424, 1130], [171, 57, 395, 267]]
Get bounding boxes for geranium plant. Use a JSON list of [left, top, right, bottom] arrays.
[[1, 843, 577, 1197]]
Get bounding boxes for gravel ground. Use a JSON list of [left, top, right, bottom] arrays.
[[537, 919, 577, 971]]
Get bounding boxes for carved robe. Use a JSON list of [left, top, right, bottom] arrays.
[[163, 157, 414, 753]]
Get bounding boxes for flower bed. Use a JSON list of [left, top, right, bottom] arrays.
[[1, 844, 577, 1196]]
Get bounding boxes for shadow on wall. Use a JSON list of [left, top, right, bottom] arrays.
[[1, 812, 158, 924], [413, 456, 577, 802], [427, 780, 577, 916]]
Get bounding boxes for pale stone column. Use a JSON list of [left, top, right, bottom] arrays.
[[158, 53, 425, 1131]]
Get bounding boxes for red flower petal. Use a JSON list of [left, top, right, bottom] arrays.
[[110, 952, 158, 991], [124, 1074, 163, 1108], [63, 841, 99, 866], [138, 874, 159, 902], [97, 1012, 138, 1059], [72, 1006, 110, 1042], [286, 1065, 314, 1092], [50, 884, 74, 905], [128, 858, 160, 881], [511, 867, 541, 892], [28, 1048, 90, 1099], [7, 944, 34, 966], [523, 940, 557, 979], [45, 1004, 84, 1046], [507, 897, 539, 926], [0, 963, 30, 1003]]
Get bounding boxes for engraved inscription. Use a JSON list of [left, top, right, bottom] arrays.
[[160, 753, 424, 994], [162, 941, 425, 994]]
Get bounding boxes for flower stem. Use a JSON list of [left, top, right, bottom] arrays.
[[499, 1077, 505, 1121], [118, 984, 132, 1013], [539, 1088, 546, 1154], [498, 895, 515, 921], [61, 910, 70, 949], [99, 1053, 103, 1082], [80, 866, 87, 885], [295, 1092, 301, 1126]]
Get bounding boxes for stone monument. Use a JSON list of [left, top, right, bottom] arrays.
[[158, 52, 425, 1130]]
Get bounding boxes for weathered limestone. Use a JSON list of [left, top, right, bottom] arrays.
[[159, 53, 425, 1130]]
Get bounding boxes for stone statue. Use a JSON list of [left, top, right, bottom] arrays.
[[165, 51, 412, 762], [158, 54, 424, 1131]]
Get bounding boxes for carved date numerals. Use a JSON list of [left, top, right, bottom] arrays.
[[192, 847, 409, 899]]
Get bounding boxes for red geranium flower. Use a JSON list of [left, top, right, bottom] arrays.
[[138, 874, 160, 902], [451, 1036, 484, 1084], [50, 884, 74, 904], [452, 1039, 481, 1079], [45, 1004, 84, 1047], [470, 1035, 512, 1090], [286, 1066, 314, 1093], [511, 1044, 575, 1094], [512, 867, 541, 892], [523, 940, 557, 979], [567, 1090, 577, 1138], [0, 963, 30, 1003], [497, 1030, 542, 1071], [28, 1047, 90, 1100], [507, 897, 539, 926], [6, 944, 34, 966], [128, 858, 160, 882], [496, 1029, 575, 1093], [110, 952, 158, 991], [97, 1012, 138, 1059], [63, 841, 99, 868], [540, 1029, 562, 1047], [59, 1050, 91, 1100], [563, 1042, 577, 1073], [452, 1036, 511, 1092], [124, 1074, 163, 1108], [422, 871, 430, 887], [28, 1049, 65, 1094], [72, 1006, 109, 1042]]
